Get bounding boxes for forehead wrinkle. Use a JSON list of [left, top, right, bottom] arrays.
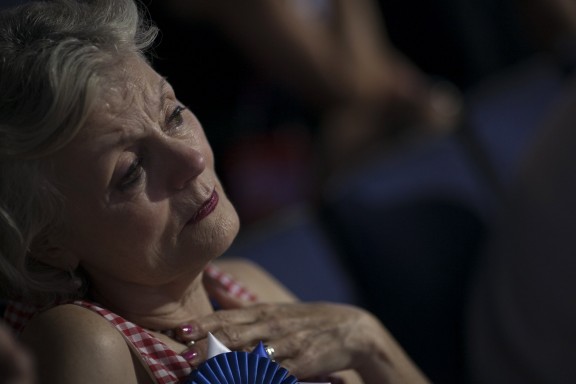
[[76, 95, 142, 163], [106, 62, 158, 118], [122, 73, 168, 130], [95, 76, 165, 148], [75, 60, 170, 159], [159, 77, 169, 116]]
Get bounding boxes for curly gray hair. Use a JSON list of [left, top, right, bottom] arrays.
[[0, 0, 158, 305]]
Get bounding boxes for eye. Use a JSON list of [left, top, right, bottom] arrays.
[[117, 157, 144, 191], [165, 105, 186, 131]]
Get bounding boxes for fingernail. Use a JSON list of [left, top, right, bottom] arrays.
[[181, 348, 199, 362], [176, 324, 197, 338]]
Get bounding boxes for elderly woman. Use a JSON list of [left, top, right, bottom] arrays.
[[0, 1, 427, 383]]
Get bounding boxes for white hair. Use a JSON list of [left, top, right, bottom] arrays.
[[0, 0, 158, 305]]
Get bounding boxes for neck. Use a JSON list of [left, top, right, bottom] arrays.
[[87, 271, 214, 331]]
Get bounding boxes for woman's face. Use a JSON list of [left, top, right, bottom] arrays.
[[49, 55, 239, 288]]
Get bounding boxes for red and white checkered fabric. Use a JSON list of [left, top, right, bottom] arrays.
[[74, 301, 191, 384], [3, 263, 257, 384], [4, 300, 192, 383], [3, 300, 39, 335], [204, 263, 258, 302]]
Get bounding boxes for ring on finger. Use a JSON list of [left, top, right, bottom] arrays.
[[264, 345, 275, 361]]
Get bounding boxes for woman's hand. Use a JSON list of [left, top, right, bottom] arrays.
[[184, 260, 429, 383], [180, 300, 403, 381]]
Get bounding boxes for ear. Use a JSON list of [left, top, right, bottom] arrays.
[[34, 245, 79, 271]]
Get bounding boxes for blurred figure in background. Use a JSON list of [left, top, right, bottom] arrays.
[[148, 0, 463, 221], [146, 1, 532, 383], [467, 0, 576, 382], [1, 0, 561, 382], [467, 79, 576, 384]]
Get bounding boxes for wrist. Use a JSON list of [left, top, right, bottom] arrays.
[[353, 312, 430, 384]]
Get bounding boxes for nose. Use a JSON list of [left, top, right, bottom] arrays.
[[164, 139, 206, 191]]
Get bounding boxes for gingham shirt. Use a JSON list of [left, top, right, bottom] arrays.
[[3, 263, 257, 384]]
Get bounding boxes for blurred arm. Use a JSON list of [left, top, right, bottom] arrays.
[[467, 78, 576, 383]]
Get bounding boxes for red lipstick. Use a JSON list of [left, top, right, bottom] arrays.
[[190, 189, 219, 224]]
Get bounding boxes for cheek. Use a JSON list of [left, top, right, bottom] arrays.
[[106, 205, 171, 248], [64, 199, 171, 258]]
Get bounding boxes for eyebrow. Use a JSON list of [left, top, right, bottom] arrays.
[[158, 77, 169, 117], [94, 77, 171, 156]]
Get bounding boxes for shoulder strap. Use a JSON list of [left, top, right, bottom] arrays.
[[71, 300, 191, 384], [3, 301, 42, 335], [1, 264, 255, 383], [204, 263, 258, 302]]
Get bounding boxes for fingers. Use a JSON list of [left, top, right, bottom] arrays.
[[178, 302, 356, 346], [174, 304, 314, 361], [203, 316, 304, 350], [276, 330, 354, 378], [177, 323, 283, 367], [173, 302, 371, 378], [172, 305, 281, 349], [194, 304, 271, 334], [181, 303, 276, 337]]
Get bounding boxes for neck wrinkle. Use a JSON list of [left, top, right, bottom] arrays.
[[87, 271, 214, 330]]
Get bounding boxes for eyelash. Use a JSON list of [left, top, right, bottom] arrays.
[[116, 106, 187, 192], [166, 105, 186, 131], [117, 157, 143, 192]]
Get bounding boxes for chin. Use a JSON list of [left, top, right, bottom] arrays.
[[203, 204, 240, 259], [219, 205, 241, 251]]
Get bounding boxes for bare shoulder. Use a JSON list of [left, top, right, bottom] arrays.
[[214, 257, 297, 303], [20, 304, 141, 384]]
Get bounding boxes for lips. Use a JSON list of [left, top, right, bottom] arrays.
[[188, 189, 219, 225]]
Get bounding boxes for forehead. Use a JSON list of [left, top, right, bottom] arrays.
[[49, 56, 170, 169], [98, 56, 164, 119], [105, 56, 164, 105], [46, 55, 175, 195], [79, 55, 168, 145]]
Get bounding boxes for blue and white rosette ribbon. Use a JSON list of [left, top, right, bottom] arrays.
[[184, 333, 330, 384]]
